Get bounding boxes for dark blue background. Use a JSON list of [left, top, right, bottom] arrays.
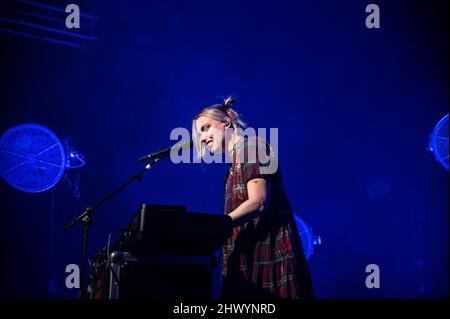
[[0, 0, 448, 298]]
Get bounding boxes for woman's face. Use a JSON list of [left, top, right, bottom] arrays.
[[195, 116, 227, 154]]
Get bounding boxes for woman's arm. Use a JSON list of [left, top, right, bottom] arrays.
[[228, 178, 268, 226]]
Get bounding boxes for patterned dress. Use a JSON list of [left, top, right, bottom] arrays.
[[221, 137, 313, 299]]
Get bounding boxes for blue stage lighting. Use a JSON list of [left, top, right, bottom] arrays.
[[0, 123, 66, 193], [294, 215, 321, 260], [429, 114, 449, 171]]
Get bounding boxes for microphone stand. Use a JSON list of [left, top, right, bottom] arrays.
[[63, 158, 160, 299]]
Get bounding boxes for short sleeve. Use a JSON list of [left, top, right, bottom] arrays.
[[235, 137, 274, 185]]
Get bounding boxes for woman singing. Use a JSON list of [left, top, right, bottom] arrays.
[[193, 97, 313, 299]]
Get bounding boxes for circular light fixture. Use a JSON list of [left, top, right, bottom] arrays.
[[294, 215, 321, 260], [429, 114, 449, 171], [0, 123, 66, 193]]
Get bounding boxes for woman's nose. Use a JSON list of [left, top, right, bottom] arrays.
[[200, 132, 207, 145]]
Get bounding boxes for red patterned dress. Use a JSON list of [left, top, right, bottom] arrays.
[[221, 137, 313, 299]]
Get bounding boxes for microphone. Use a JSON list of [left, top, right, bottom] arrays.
[[137, 140, 193, 163]]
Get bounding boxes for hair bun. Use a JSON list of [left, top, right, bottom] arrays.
[[223, 97, 236, 108]]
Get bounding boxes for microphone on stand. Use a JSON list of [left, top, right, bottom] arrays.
[[137, 140, 193, 163]]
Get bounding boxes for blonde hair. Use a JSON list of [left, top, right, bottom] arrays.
[[192, 96, 246, 157]]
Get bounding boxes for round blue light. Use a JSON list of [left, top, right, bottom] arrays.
[[431, 114, 449, 171], [294, 215, 320, 260], [0, 124, 66, 193]]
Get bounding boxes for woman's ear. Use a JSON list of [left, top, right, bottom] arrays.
[[223, 117, 232, 128]]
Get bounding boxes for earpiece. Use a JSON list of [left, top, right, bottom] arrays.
[[223, 118, 231, 128]]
